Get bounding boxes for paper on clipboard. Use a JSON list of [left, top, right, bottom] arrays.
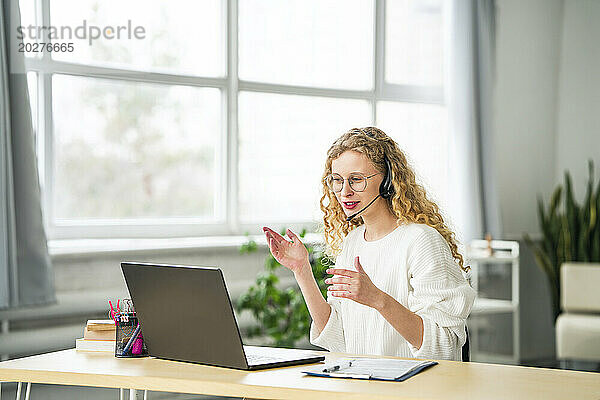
[[302, 357, 438, 381]]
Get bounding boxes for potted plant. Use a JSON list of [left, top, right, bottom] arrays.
[[524, 160, 600, 320], [236, 228, 330, 348]]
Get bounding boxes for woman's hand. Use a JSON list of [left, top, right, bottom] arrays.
[[325, 256, 386, 310], [263, 227, 309, 276]]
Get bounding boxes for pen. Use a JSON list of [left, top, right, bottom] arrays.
[[322, 360, 353, 373], [122, 324, 141, 355]]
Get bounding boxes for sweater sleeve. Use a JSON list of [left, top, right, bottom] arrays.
[[309, 238, 348, 353], [309, 293, 346, 352], [405, 228, 476, 361]]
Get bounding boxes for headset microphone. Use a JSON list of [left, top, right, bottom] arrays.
[[345, 194, 381, 222], [342, 127, 396, 222]]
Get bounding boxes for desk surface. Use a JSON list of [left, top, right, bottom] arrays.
[[0, 349, 598, 400]]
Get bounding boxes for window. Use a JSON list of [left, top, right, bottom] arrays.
[[49, 0, 225, 76], [52, 75, 221, 221], [385, 0, 444, 86], [238, 0, 374, 90], [22, 0, 447, 239], [238, 92, 371, 223]]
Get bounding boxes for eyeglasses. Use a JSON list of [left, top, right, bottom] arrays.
[[325, 172, 380, 193]]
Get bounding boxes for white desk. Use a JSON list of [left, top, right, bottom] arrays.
[[0, 349, 599, 399]]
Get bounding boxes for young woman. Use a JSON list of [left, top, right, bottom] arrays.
[[263, 127, 475, 361]]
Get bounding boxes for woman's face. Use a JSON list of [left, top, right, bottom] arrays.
[[330, 150, 384, 217]]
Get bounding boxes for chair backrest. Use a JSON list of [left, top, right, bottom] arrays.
[[462, 326, 470, 362], [561, 263, 600, 313]]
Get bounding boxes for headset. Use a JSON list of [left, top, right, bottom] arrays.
[[344, 128, 395, 221], [379, 154, 394, 200]]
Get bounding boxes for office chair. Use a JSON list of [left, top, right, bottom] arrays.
[[462, 326, 470, 362]]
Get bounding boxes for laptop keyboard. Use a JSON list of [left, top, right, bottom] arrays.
[[244, 347, 310, 365], [243, 345, 323, 366], [245, 353, 289, 365]]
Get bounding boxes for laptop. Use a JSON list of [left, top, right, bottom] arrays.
[[121, 262, 325, 370]]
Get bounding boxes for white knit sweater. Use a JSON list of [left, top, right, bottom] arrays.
[[310, 223, 476, 361]]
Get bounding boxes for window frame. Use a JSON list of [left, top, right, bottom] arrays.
[[24, 0, 445, 240]]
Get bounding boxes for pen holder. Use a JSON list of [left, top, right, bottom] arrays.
[[114, 312, 148, 358]]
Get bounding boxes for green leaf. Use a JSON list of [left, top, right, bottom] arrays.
[[564, 171, 580, 260], [240, 239, 258, 254], [549, 185, 562, 217], [594, 177, 600, 261]]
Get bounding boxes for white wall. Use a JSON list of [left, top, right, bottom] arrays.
[[555, 0, 600, 197], [494, 0, 600, 237], [493, 0, 600, 363], [493, 0, 564, 239], [493, 0, 564, 362], [52, 245, 284, 299]]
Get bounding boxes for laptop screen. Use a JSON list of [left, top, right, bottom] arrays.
[[121, 262, 248, 369]]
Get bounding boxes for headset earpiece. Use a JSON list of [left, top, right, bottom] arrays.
[[350, 127, 395, 199], [379, 155, 394, 199]]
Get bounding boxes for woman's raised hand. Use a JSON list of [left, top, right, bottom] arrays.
[[262, 227, 309, 276]]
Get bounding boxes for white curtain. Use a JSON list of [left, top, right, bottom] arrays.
[[1, 0, 54, 308], [446, 0, 502, 244]]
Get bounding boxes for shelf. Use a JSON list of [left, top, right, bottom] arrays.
[[467, 254, 519, 264], [466, 239, 520, 364], [471, 298, 516, 315]]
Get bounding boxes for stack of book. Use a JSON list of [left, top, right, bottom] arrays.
[[75, 319, 116, 352]]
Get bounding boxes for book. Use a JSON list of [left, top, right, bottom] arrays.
[[84, 326, 116, 341], [76, 338, 115, 352], [86, 319, 116, 331], [84, 319, 116, 341], [302, 357, 438, 382]]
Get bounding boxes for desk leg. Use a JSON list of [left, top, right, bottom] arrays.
[[24, 383, 31, 400], [119, 388, 124, 400], [144, 390, 148, 400], [15, 382, 21, 400], [129, 389, 136, 399]]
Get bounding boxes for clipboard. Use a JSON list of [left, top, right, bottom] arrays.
[[302, 358, 438, 382]]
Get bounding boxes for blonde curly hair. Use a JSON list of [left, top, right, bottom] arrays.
[[319, 127, 468, 272]]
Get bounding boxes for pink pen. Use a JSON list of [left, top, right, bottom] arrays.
[[131, 332, 144, 355], [109, 301, 117, 323]]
